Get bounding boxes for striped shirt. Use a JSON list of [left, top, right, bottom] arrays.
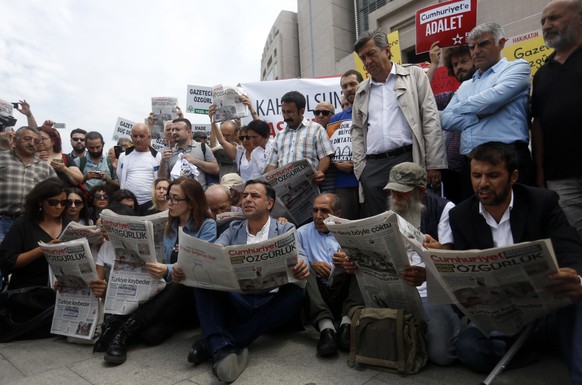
[[0, 150, 57, 217], [267, 119, 334, 170]]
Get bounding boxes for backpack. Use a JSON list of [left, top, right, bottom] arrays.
[[347, 306, 428, 375], [200, 142, 219, 185], [0, 286, 56, 342]]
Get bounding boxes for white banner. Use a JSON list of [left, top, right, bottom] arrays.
[[241, 77, 342, 137]]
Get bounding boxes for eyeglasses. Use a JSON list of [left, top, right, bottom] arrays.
[[71, 137, 85, 142], [95, 194, 109, 200], [239, 136, 250, 140], [46, 199, 70, 207], [67, 199, 84, 206], [313, 110, 331, 117], [165, 194, 188, 204]]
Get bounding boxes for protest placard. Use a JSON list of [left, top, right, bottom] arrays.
[[186, 85, 213, 115], [112, 117, 135, 142], [503, 30, 553, 77], [415, 0, 477, 54]]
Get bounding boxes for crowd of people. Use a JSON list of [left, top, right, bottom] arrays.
[[0, 1, 581, 383]]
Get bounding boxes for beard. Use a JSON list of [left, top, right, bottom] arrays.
[[388, 193, 425, 229], [544, 23, 578, 51], [88, 150, 102, 158]]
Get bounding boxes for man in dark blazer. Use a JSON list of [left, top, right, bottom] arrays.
[[190, 180, 309, 383], [448, 141, 582, 384]]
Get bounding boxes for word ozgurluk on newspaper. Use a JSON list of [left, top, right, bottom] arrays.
[[324, 211, 426, 320], [100, 210, 168, 315], [151, 97, 178, 140], [177, 228, 304, 293], [257, 160, 319, 226], [40, 238, 100, 340], [404, 234, 571, 336]]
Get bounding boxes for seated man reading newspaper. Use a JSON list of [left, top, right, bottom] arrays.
[[426, 142, 582, 384], [334, 162, 460, 365], [175, 180, 309, 383]]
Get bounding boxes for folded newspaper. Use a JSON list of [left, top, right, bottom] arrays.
[[60, 221, 103, 246], [324, 211, 426, 320], [326, 211, 573, 336], [177, 227, 305, 293], [40, 238, 100, 340], [256, 160, 319, 226], [99, 209, 168, 315], [211, 85, 249, 123]]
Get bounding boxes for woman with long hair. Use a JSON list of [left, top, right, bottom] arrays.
[[37, 125, 84, 187], [144, 178, 170, 215], [96, 178, 216, 365], [87, 185, 111, 223], [65, 187, 92, 225], [0, 178, 69, 339]]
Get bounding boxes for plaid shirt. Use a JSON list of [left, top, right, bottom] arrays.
[[267, 119, 334, 170], [0, 150, 57, 217]]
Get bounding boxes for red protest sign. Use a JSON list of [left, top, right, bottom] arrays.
[[415, 0, 477, 54]]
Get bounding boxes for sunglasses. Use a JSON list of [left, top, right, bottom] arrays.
[[313, 110, 331, 117], [47, 199, 70, 207], [68, 199, 84, 206], [95, 194, 109, 200], [239, 135, 250, 140], [71, 137, 85, 142]]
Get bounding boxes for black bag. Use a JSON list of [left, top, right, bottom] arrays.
[[347, 306, 428, 375], [0, 286, 55, 342]]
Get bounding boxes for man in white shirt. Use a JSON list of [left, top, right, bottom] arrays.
[[116, 123, 161, 215]]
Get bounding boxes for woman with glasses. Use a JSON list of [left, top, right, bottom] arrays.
[[65, 187, 92, 225], [209, 104, 257, 182], [144, 178, 170, 215], [87, 186, 110, 223], [247, 119, 275, 179], [0, 178, 69, 340], [38, 125, 84, 187], [97, 177, 217, 365]]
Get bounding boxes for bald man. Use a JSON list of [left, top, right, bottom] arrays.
[[312, 101, 335, 129], [205, 184, 242, 218], [117, 123, 162, 214]]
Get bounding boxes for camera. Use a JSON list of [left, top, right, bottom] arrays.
[[0, 115, 17, 132]]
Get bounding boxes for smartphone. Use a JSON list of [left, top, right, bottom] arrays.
[[12, 103, 19, 109], [114, 145, 123, 159]]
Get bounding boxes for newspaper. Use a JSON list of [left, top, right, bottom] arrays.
[[211, 85, 248, 123], [177, 227, 304, 293], [257, 160, 320, 226], [99, 209, 168, 315], [151, 97, 178, 140], [324, 211, 426, 320], [404, 235, 571, 336], [40, 238, 100, 340], [60, 221, 104, 246], [216, 211, 245, 221]]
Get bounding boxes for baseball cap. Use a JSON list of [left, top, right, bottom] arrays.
[[221, 173, 244, 188], [383, 162, 427, 193]]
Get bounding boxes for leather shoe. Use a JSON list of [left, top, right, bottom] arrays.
[[317, 328, 338, 357], [338, 323, 350, 352], [187, 339, 209, 365], [212, 347, 249, 383]]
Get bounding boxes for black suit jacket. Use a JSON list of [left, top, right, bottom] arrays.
[[449, 184, 582, 272]]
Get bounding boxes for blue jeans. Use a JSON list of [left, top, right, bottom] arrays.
[[456, 301, 582, 385], [422, 298, 460, 366], [0, 218, 14, 244], [195, 284, 305, 356]]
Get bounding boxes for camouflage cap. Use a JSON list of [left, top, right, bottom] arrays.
[[383, 162, 427, 193]]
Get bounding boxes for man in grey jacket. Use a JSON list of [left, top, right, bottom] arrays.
[[351, 30, 447, 215]]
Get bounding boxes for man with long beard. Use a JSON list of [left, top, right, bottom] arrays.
[[334, 162, 460, 365]]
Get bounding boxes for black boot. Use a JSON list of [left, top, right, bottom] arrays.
[[93, 315, 127, 353], [104, 317, 142, 365]]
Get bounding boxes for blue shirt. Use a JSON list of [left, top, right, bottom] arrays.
[[440, 58, 530, 155], [163, 217, 216, 280], [296, 221, 339, 283]]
